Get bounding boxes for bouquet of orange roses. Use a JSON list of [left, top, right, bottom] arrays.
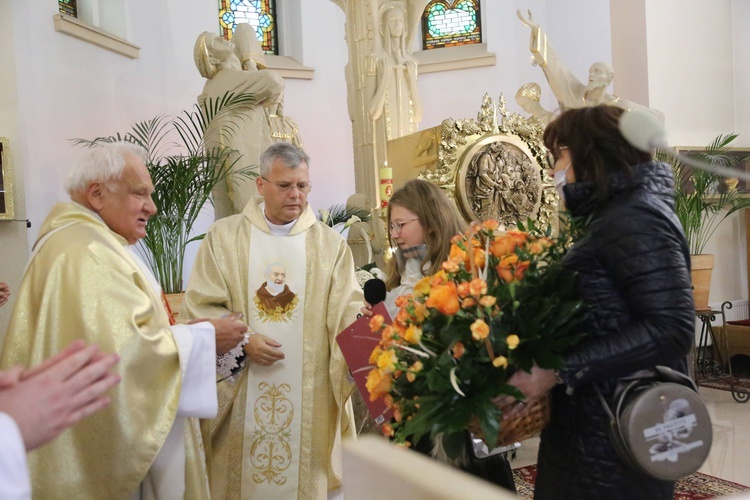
[[365, 219, 586, 456]]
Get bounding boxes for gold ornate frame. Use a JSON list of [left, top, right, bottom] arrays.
[[0, 137, 15, 221]]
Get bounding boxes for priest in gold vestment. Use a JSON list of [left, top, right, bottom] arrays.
[[181, 142, 361, 499], [0, 142, 247, 499]]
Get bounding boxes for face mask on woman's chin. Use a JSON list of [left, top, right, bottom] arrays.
[[554, 163, 572, 203]]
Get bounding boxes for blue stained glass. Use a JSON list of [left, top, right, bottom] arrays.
[[422, 0, 481, 50]]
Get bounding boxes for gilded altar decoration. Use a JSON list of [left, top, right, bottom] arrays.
[[365, 221, 586, 456], [251, 382, 295, 485], [411, 92, 557, 229]]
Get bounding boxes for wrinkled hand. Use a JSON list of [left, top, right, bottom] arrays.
[[204, 317, 248, 356], [359, 301, 374, 318], [0, 282, 10, 307], [244, 333, 285, 366], [493, 364, 557, 421], [0, 340, 120, 450]]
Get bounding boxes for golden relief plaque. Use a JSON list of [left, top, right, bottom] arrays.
[[386, 93, 558, 229]]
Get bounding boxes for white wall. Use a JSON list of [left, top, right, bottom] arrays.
[[1, 0, 748, 331]]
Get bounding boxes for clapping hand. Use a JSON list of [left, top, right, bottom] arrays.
[[0, 340, 120, 450]]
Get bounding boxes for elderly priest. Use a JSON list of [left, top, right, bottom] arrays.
[[0, 141, 247, 499]]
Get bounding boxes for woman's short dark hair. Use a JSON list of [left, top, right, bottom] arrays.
[[543, 105, 652, 196]]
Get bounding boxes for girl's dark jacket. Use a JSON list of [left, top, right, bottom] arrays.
[[534, 161, 695, 499]]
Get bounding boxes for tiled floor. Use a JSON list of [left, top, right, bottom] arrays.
[[512, 387, 750, 487]]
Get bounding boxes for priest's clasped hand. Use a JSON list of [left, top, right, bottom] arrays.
[[244, 333, 285, 366], [190, 315, 248, 356]]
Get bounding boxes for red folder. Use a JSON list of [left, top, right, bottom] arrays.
[[336, 302, 394, 426]]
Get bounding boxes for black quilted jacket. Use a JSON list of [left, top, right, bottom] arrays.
[[533, 161, 695, 499]]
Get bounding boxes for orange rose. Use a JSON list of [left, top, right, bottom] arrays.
[[496, 254, 519, 283], [369, 314, 385, 332], [482, 219, 501, 231], [366, 368, 392, 401], [452, 341, 466, 359], [441, 258, 460, 273], [469, 278, 487, 297], [514, 260, 531, 281], [527, 240, 545, 255], [404, 324, 423, 345], [381, 325, 396, 343], [473, 248, 487, 269], [470, 319, 490, 341], [449, 244, 470, 268], [490, 234, 517, 258], [425, 281, 460, 315], [394, 295, 410, 309], [462, 297, 477, 308], [507, 230, 529, 246], [479, 295, 496, 307]]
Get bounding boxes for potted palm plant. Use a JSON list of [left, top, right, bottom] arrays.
[[74, 92, 258, 305], [656, 134, 750, 310]]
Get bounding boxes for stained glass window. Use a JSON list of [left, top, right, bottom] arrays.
[[218, 0, 278, 55], [59, 0, 78, 17], [422, 0, 481, 50]]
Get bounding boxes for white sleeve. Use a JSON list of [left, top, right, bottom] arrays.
[[0, 412, 31, 500], [384, 259, 425, 320], [170, 323, 218, 418]]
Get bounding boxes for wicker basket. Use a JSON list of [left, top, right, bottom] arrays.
[[468, 392, 551, 447]]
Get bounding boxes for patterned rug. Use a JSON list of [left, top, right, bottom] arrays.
[[697, 373, 750, 394], [512, 464, 750, 499]]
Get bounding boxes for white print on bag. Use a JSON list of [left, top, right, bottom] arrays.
[[642, 399, 705, 463]]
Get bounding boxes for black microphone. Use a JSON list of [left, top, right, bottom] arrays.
[[363, 278, 387, 306], [619, 109, 750, 182]]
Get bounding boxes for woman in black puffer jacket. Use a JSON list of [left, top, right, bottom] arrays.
[[506, 105, 695, 499]]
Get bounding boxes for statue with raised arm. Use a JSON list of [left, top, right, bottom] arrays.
[[517, 9, 663, 122], [195, 25, 284, 219]]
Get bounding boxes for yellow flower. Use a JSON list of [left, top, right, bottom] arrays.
[[376, 349, 398, 373], [366, 368, 392, 401], [404, 324, 423, 345], [369, 314, 385, 332], [479, 295, 496, 307], [369, 346, 382, 365], [470, 319, 490, 341], [406, 361, 423, 382], [492, 355, 508, 368], [414, 276, 432, 297], [506, 334, 520, 350]]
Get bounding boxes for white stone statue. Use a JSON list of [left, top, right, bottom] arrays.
[[194, 26, 284, 219], [517, 9, 664, 122], [369, 4, 422, 140], [515, 82, 554, 127]]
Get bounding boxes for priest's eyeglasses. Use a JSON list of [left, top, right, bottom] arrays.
[[389, 218, 419, 234], [261, 177, 312, 194]]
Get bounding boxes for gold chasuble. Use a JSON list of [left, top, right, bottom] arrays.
[[181, 198, 361, 499], [0, 203, 210, 499]]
